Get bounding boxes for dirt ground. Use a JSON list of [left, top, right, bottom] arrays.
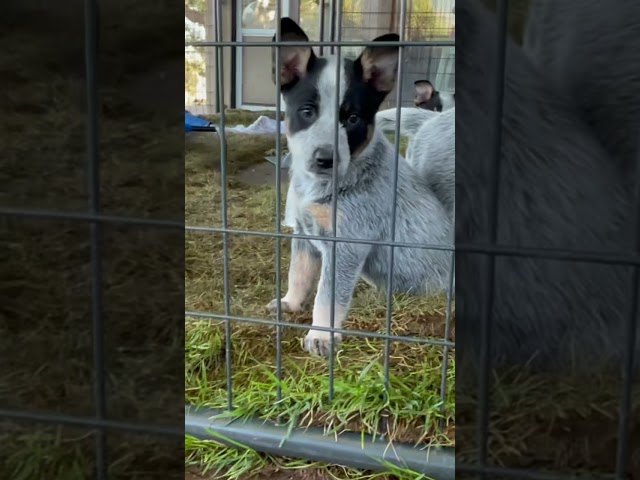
[[236, 161, 289, 188]]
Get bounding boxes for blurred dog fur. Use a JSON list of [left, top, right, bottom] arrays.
[[375, 105, 455, 222], [455, 0, 639, 375]]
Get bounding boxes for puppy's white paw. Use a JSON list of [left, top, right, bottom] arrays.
[[303, 329, 342, 357], [266, 298, 301, 313]]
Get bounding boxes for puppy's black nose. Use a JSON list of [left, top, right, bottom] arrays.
[[313, 147, 334, 169]]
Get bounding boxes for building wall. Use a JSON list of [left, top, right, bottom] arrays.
[[238, 0, 395, 108], [206, 0, 233, 113], [241, 37, 278, 106]]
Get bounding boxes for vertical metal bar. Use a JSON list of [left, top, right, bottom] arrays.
[[230, 0, 238, 109], [319, 0, 326, 55], [439, 253, 455, 425], [328, 0, 343, 405], [274, 0, 284, 403], [477, 0, 509, 475], [383, 0, 407, 396], [329, 0, 336, 54], [615, 138, 640, 478], [84, 0, 107, 477], [215, 0, 233, 412], [213, 6, 222, 117]]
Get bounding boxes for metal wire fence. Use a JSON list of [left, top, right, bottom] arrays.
[[2, 0, 636, 478], [457, 1, 639, 480], [184, 0, 455, 112], [1, 1, 185, 479], [340, 0, 456, 104], [183, 1, 640, 479], [184, 0, 455, 476]]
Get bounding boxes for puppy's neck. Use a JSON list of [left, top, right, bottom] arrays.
[[289, 127, 390, 203]]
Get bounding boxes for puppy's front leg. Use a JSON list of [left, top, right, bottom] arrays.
[[267, 231, 321, 313], [304, 242, 371, 356]]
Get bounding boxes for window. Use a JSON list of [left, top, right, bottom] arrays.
[[185, 0, 209, 109], [241, 0, 278, 30]]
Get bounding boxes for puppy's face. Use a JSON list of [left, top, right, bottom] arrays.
[[272, 18, 399, 178], [414, 80, 443, 112]]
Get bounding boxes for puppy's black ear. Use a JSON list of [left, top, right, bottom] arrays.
[[271, 17, 315, 88], [355, 33, 399, 94]]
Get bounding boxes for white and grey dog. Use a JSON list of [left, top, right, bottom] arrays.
[[267, 17, 455, 356], [376, 107, 455, 222]]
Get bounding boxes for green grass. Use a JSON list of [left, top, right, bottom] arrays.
[[185, 114, 455, 479], [3, 428, 90, 480], [2, 426, 180, 480], [186, 111, 640, 479], [185, 317, 454, 444]]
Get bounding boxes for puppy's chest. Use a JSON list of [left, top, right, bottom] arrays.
[[288, 182, 339, 240], [299, 203, 336, 249]]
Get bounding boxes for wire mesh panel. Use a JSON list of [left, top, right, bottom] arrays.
[[455, 0, 640, 479], [185, 0, 455, 111], [2, 1, 186, 479], [184, 0, 455, 476], [332, 0, 457, 108], [397, 0, 456, 105]]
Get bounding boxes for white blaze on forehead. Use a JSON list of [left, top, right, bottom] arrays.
[[286, 54, 352, 178], [316, 55, 348, 119], [308, 56, 349, 152]]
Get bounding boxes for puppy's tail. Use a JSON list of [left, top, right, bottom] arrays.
[[375, 108, 438, 137]]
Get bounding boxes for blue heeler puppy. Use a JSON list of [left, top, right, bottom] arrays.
[[266, 18, 454, 356]]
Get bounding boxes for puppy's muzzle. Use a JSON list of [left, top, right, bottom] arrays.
[[313, 147, 334, 170]]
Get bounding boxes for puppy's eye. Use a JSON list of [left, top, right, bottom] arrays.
[[299, 107, 316, 120], [347, 114, 360, 125]]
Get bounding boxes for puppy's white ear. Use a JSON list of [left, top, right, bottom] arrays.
[[272, 17, 315, 88], [356, 33, 399, 94]]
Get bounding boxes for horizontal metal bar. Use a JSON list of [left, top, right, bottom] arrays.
[[0, 207, 183, 229], [456, 463, 615, 480], [185, 405, 455, 479], [187, 225, 640, 266], [3, 207, 639, 267], [458, 242, 640, 267], [185, 311, 455, 348], [0, 408, 184, 438], [186, 40, 455, 48], [187, 225, 453, 251]]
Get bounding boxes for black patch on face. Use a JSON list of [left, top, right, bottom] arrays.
[[417, 92, 444, 112], [340, 58, 388, 156], [281, 57, 327, 135]]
